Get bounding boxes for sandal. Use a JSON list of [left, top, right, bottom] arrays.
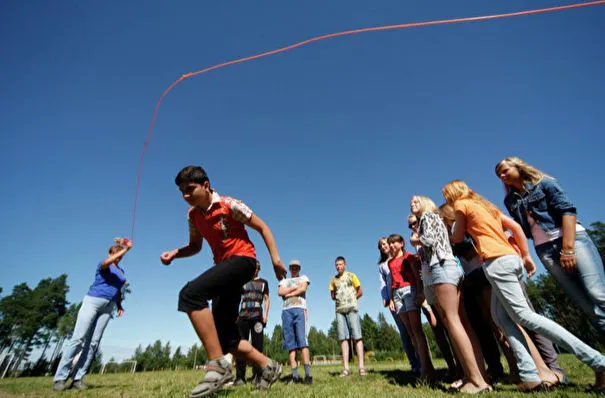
[[256, 359, 283, 391], [339, 369, 351, 377], [190, 360, 234, 398], [359, 368, 368, 377]]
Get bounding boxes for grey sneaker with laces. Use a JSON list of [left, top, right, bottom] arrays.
[[189, 359, 235, 398], [256, 359, 283, 391]]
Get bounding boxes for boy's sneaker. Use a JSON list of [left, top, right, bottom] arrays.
[[303, 375, 313, 385], [233, 378, 245, 386], [256, 359, 283, 391], [71, 380, 87, 390], [190, 358, 235, 398], [52, 380, 67, 391]]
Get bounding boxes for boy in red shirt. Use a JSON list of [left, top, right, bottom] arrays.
[[160, 166, 287, 398]]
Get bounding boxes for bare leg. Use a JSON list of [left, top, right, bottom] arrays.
[[403, 311, 435, 379], [430, 306, 459, 375], [301, 347, 311, 365], [234, 339, 268, 369], [355, 340, 365, 370], [188, 309, 222, 360], [289, 350, 297, 370], [434, 283, 490, 393], [341, 340, 350, 371]]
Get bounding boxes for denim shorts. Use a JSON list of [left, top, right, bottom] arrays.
[[282, 307, 308, 351], [428, 259, 463, 286], [336, 310, 362, 341], [393, 285, 418, 314]]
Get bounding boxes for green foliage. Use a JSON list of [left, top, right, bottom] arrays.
[[0, 355, 599, 397], [587, 221, 605, 264], [526, 273, 604, 351]]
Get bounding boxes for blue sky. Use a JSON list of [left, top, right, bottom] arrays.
[[1, 0, 604, 363]]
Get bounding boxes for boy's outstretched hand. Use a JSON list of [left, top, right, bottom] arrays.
[[273, 260, 287, 281], [160, 249, 178, 266]]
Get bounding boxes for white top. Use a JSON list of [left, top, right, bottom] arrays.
[[527, 212, 585, 246], [279, 275, 310, 310]]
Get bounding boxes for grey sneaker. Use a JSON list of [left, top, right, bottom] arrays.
[[256, 359, 283, 391], [190, 359, 235, 398], [71, 380, 87, 390], [233, 378, 245, 386], [53, 380, 67, 391]]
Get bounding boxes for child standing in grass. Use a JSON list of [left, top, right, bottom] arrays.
[[330, 256, 366, 377]]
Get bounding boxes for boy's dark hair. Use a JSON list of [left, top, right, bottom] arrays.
[[335, 256, 346, 263], [175, 166, 210, 186]]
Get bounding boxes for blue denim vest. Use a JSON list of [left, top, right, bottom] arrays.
[[503, 176, 577, 239]]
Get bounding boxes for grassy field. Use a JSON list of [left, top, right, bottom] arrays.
[[0, 354, 601, 397]]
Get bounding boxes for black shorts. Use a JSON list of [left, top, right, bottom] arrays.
[[178, 256, 256, 352]]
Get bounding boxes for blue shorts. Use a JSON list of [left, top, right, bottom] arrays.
[[393, 286, 418, 314], [282, 308, 308, 351], [428, 259, 464, 286], [336, 310, 362, 341]]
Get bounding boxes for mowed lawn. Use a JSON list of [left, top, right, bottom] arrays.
[[0, 355, 601, 397]]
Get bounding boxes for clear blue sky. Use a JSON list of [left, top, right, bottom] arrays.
[[1, 1, 604, 363]]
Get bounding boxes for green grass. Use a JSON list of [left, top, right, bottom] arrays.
[[0, 354, 600, 397]]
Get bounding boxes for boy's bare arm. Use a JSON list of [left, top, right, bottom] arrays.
[[160, 219, 202, 265], [263, 294, 270, 325], [285, 282, 308, 298], [245, 213, 287, 280], [278, 285, 296, 297]]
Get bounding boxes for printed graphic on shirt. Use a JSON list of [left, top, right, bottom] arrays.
[[330, 271, 361, 314], [239, 278, 269, 319], [279, 276, 310, 310]]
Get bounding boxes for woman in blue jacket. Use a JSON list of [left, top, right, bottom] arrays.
[[495, 157, 605, 333], [52, 239, 132, 391]]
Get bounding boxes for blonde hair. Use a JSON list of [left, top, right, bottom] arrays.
[[412, 195, 437, 217], [442, 180, 500, 218], [438, 203, 456, 225], [495, 157, 548, 193]]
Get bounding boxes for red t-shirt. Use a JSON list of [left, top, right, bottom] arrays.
[[188, 192, 256, 264], [388, 252, 418, 289]]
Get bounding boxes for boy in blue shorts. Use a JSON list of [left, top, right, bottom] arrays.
[[278, 260, 312, 384], [160, 166, 287, 397]]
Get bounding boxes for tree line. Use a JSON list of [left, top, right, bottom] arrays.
[[2, 222, 604, 376]]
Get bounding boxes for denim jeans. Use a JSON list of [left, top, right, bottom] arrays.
[[54, 295, 116, 381], [484, 255, 605, 382], [390, 310, 421, 372], [535, 231, 605, 333], [336, 310, 362, 341]]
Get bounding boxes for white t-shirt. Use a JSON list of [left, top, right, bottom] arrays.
[[527, 212, 585, 246], [279, 275, 310, 310]]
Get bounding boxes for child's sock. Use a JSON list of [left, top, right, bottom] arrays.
[[304, 364, 311, 377], [291, 367, 300, 380]]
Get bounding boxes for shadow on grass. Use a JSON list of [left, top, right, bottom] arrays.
[[375, 368, 450, 392]]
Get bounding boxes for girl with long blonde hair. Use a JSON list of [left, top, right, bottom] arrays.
[[496, 157, 605, 333], [410, 195, 491, 394], [443, 179, 605, 392]]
